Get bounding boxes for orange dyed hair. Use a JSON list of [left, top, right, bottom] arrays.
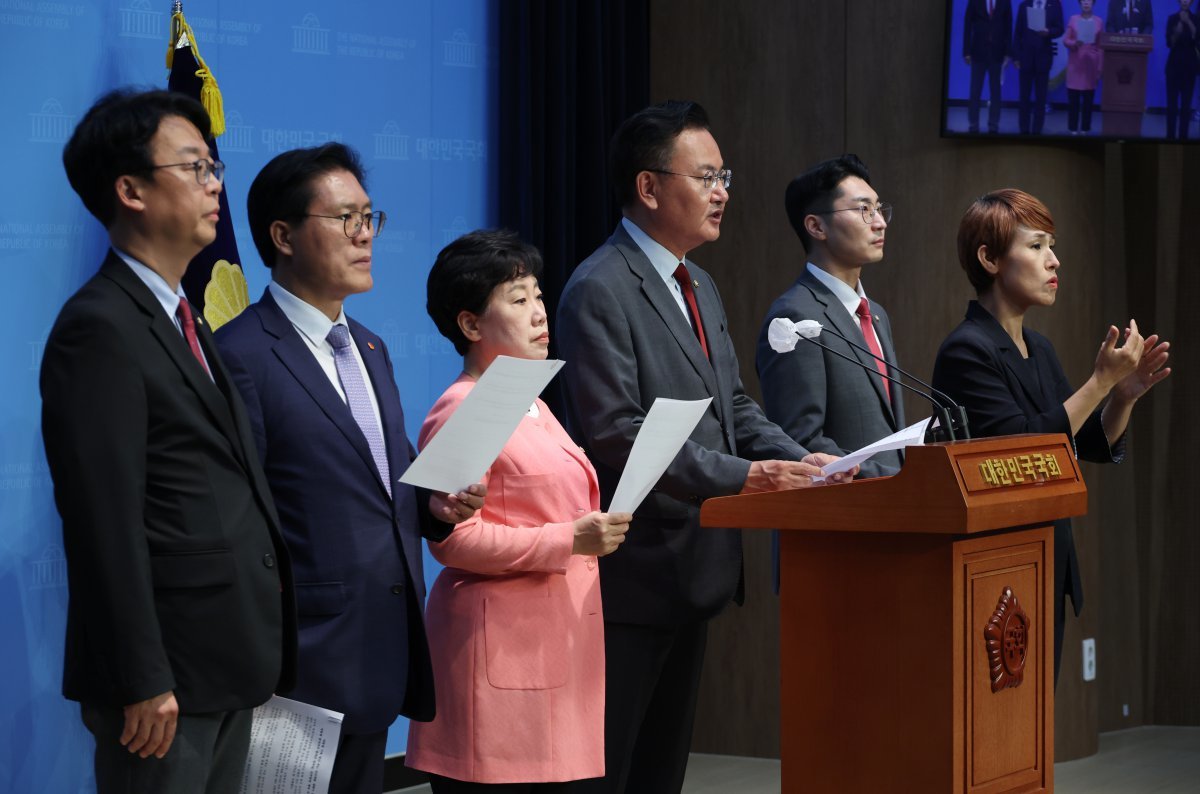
[[956, 189, 1056, 294]]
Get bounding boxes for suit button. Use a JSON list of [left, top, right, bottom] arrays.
[[391, 584, 405, 594], [262, 553, 275, 568]]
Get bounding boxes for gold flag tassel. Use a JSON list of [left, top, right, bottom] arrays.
[[165, 7, 226, 138]]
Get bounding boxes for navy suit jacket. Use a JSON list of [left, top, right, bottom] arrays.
[[932, 301, 1122, 617], [216, 289, 446, 733], [557, 224, 808, 627], [964, 0, 1014, 63], [1014, 0, 1065, 73], [756, 270, 905, 479]]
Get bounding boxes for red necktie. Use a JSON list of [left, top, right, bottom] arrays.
[[672, 263, 709, 360], [856, 297, 890, 402], [176, 299, 212, 377]]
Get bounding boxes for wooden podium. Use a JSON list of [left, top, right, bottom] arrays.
[[1098, 33, 1154, 137], [700, 434, 1087, 794]]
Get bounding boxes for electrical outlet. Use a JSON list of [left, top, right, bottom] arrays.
[[1082, 638, 1096, 681]]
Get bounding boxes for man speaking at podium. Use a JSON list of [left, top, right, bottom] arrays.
[[558, 101, 848, 794], [757, 154, 905, 480]]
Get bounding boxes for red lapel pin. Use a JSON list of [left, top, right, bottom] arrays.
[[367, 342, 376, 350]]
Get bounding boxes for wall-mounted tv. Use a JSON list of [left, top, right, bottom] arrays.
[[942, 0, 1199, 142]]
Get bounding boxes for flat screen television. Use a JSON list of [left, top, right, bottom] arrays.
[[942, 0, 1199, 142]]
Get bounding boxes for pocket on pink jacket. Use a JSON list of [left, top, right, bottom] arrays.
[[483, 593, 569, 689]]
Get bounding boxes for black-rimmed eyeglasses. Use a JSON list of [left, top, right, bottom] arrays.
[[813, 202, 893, 224], [301, 210, 387, 238], [147, 159, 225, 185], [649, 168, 732, 191]]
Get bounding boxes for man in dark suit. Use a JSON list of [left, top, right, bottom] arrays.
[[1014, 0, 1065, 134], [964, 0, 1014, 132], [557, 101, 848, 794], [1106, 0, 1153, 32], [40, 88, 297, 794], [756, 154, 905, 480], [215, 143, 483, 794]]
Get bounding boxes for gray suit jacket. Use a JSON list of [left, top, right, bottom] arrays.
[[755, 269, 905, 479], [557, 223, 808, 626]]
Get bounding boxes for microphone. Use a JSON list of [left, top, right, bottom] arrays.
[[768, 317, 970, 441]]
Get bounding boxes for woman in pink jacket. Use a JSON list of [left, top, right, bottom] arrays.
[[1064, 1, 1104, 134], [406, 229, 632, 792]]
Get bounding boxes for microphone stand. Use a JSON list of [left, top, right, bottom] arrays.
[[796, 333, 969, 442]]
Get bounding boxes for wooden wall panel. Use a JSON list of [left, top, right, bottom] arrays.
[[649, 0, 1197, 764]]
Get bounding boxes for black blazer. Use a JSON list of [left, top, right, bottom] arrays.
[[40, 252, 297, 713], [1013, 0, 1065, 73], [932, 301, 1122, 616], [557, 224, 808, 626], [216, 290, 447, 730]]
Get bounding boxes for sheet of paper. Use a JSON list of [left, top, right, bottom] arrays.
[[608, 397, 712, 514], [399, 356, 564, 493], [813, 416, 933, 483], [1027, 6, 1046, 32], [240, 696, 342, 794], [1076, 18, 1096, 44]]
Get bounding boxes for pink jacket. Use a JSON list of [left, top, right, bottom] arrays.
[[406, 376, 604, 783], [1065, 14, 1104, 90]]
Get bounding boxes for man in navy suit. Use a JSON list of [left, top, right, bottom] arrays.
[[1014, 0, 1065, 134], [756, 154, 905, 480], [215, 143, 483, 794], [964, 0, 1013, 132]]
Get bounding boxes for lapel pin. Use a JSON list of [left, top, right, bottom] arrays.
[[692, 279, 700, 288], [367, 342, 376, 350]]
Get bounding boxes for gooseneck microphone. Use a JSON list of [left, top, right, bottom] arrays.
[[768, 317, 970, 441]]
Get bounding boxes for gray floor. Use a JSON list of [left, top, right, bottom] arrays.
[[392, 725, 1200, 793]]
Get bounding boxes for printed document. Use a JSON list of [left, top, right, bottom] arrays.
[[608, 398, 712, 513], [400, 356, 564, 493], [241, 696, 342, 794]]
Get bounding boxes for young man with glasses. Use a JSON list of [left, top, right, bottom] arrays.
[[756, 154, 906, 479], [41, 88, 297, 794], [557, 101, 848, 794], [214, 143, 484, 794]]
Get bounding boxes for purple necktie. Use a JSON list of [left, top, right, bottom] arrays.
[[327, 324, 392, 497]]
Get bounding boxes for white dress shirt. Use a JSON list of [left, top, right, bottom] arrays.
[[268, 281, 385, 433], [622, 217, 694, 328], [806, 262, 870, 324], [114, 246, 213, 376]]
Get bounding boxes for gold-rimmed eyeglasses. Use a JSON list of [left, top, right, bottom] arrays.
[[813, 202, 893, 224]]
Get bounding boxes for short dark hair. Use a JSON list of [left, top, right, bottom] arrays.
[[784, 154, 872, 253], [610, 100, 711, 208], [427, 229, 545, 356], [62, 88, 212, 228], [247, 142, 367, 267], [957, 189, 1056, 294]]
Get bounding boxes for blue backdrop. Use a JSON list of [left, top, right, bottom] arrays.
[[0, 1, 497, 790]]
